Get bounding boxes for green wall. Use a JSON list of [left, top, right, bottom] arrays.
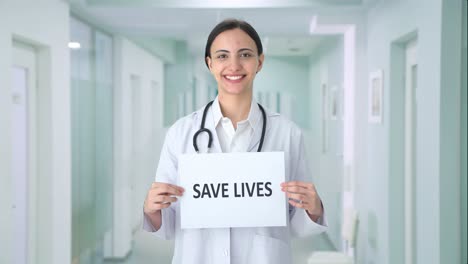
[[164, 41, 193, 126], [461, 1, 467, 263], [364, 0, 464, 263], [439, 2, 464, 263], [255, 56, 311, 128]]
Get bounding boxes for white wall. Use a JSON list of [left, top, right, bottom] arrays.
[[111, 36, 165, 258], [0, 1, 71, 264], [361, 0, 463, 263]]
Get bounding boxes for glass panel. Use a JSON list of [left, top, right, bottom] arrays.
[[94, 30, 114, 252], [11, 66, 28, 264], [70, 17, 93, 263], [70, 16, 114, 263]]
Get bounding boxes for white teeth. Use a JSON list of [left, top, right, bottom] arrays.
[[225, 75, 243, 80]]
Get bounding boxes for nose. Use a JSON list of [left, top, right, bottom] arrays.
[[227, 56, 242, 71]]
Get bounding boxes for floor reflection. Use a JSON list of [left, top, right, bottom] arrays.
[[102, 230, 173, 264]]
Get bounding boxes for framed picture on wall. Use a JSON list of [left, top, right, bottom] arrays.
[[368, 69, 383, 123]]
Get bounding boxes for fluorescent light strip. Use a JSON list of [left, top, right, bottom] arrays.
[[68, 42, 81, 49]]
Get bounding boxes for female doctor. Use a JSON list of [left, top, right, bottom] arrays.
[[143, 19, 327, 264]]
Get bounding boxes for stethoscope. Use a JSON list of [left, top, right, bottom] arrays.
[[193, 100, 267, 153]]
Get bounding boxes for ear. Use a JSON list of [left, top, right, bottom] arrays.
[[256, 54, 265, 74], [206, 56, 213, 71]]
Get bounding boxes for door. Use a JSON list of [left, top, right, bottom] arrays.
[[404, 38, 417, 264], [11, 41, 37, 264], [131, 74, 142, 232]]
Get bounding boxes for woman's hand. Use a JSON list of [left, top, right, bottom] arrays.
[[144, 182, 184, 222], [144, 182, 184, 215], [281, 181, 323, 222]]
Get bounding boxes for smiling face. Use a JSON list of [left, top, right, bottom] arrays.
[[206, 28, 264, 99]]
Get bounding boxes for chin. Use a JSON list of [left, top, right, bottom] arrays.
[[221, 88, 250, 97], [221, 84, 252, 95]]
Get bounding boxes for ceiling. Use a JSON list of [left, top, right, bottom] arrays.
[[69, 0, 375, 58]]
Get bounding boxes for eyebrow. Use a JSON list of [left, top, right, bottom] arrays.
[[214, 48, 255, 54]]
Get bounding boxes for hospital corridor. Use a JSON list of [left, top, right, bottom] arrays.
[[0, 0, 466, 264]]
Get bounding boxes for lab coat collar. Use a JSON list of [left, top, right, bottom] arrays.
[[209, 96, 268, 152], [211, 96, 261, 130]]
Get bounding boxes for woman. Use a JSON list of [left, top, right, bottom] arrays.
[[143, 19, 327, 264]]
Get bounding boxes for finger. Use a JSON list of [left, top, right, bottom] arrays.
[[281, 186, 311, 194], [152, 182, 185, 193], [145, 200, 170, 214], [288, 199, 305, 209], [151, 191, 179, 201], [154, 184, 184, 196], [154, 196, 178, 204], [286, 192, 307, 202], [281, 181, 315, 190]]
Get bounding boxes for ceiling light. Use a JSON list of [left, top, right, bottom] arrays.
[[310, 16, 318, 33], [68, 42, 81, 49]]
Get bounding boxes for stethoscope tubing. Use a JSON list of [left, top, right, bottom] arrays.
[[193, 100, 267, 153]]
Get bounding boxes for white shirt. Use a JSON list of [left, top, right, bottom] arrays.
[[212, 98, 260, 263], [143, 96, 327, 264]]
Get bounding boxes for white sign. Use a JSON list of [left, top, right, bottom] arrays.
[[178, 152, 287, 229]]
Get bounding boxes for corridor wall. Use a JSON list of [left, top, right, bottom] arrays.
[[70, 16, 115, 263], [0, 1, 71, 264], [255, 56, 310, 128], [361, 0, 464, 263], [461, 1, 467, 262], [164, 41, 194, 126], [111, 36, 165, 258], [307, 37, 344, 250]]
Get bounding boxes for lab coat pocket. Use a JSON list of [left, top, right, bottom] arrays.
[[248, 234, 291, 264]]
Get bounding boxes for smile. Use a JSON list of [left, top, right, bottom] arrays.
[[224, 75, 245, 81]]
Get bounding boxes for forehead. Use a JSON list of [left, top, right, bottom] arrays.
[[211, 28, 257, 51]]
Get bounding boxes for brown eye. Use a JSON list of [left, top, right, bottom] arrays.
[[217, 54, 228, 59]]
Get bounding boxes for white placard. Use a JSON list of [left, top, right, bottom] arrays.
[[178, 152, 287, 229]]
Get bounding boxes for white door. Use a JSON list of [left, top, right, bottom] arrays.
[[11, 42, 37, 264], [131, 75, 142, 232], [404, 39, 418, 264], [151, 80, 162, 131]]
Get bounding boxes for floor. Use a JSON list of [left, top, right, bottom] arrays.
[[102, 230, 174, 264], [99, 230, 334, 264]]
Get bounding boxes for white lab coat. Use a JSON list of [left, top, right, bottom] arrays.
[[143, 102, 327, 264]]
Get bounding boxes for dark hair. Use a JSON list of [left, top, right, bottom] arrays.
[[204, 19, 263, 68]]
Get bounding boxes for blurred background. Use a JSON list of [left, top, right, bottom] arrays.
[[0, 0, 466, 264]]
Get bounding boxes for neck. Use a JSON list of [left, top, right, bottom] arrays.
[[218, 93, 252, 128]]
